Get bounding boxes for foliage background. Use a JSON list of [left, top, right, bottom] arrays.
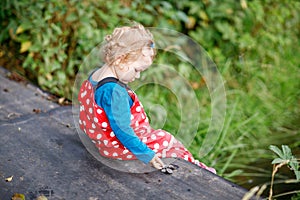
[[1, 0, 299, 198]]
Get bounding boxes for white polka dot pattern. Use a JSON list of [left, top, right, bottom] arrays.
[[101, 122, 107, 128], [78, 80, 216, 173]]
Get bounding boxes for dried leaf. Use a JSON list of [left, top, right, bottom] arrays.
[[11, 193, 25, 200], [58, 97, 65, 105], [16, 26, 25, 34], [20, 41, 32, 53], [5, 175, 13, 182], [240, 0, 248, 9]]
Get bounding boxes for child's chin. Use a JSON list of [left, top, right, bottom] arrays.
[[121, 79, 129, 84], [126, 78, 135, 83]]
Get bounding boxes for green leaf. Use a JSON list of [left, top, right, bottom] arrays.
[[160, 1, 172, 10], [176, 11, 188, 23], [282, 145, 292, 159], [16, 21, 32, 33], [66, 12, 77, 22], [56, 70, 66, 85], [51, 60, 61, 72], [289, 158, 299, 172], [271, 158, 286, 164], [295, 171, 300, 181], [269, 145, 284, 159], [50, 23, 62, 35]]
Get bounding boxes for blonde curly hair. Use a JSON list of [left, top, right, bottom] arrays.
[[100, 23, 155, 66]]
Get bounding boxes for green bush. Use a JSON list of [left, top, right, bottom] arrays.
[[0, 0, 189, 98], [1, 0, 299, 99], [1, 0, 115, 97]]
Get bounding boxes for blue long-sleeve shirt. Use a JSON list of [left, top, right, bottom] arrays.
[[89, 76, 155, 164]]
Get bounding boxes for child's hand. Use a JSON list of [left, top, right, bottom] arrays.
[[150, 154, 165, 170]]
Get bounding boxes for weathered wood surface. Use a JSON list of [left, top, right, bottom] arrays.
[[0, 67, 257, 200]]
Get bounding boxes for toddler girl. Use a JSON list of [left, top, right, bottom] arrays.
[[78, 24, 216, 174]]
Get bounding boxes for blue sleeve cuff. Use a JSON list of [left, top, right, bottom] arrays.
[[136, 150, 155, 164]]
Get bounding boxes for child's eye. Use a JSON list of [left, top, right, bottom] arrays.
[[150, 42, 155, 48]]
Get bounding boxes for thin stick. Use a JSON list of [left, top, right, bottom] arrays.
[[268, 161, 289, 200]]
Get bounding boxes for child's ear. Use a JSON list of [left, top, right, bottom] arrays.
[[113, 56, 122, 67], [114, 55, 127, 69], [114, 57, 121, 66]]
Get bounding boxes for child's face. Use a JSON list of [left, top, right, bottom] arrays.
[[116, 46, 154, 84]]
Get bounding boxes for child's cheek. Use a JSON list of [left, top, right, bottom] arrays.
[[121, 69, 135, 82]]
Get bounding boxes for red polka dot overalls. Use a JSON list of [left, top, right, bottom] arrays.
[[78, 80, 216, 173]]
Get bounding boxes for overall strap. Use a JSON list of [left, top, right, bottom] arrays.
[[95, 77, 131, 92]]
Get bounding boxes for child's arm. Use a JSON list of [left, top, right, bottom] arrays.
[[96, 83, 158, 165]]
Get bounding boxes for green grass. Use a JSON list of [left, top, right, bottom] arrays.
[[132, 47, 300, 198]]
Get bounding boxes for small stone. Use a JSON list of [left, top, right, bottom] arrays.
[[168, 164, 179, 170], [161, 166, 174, 174], [36, 195, 48, 200]]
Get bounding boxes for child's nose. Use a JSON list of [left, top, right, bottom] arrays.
[[149, 48, 154, 56]]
